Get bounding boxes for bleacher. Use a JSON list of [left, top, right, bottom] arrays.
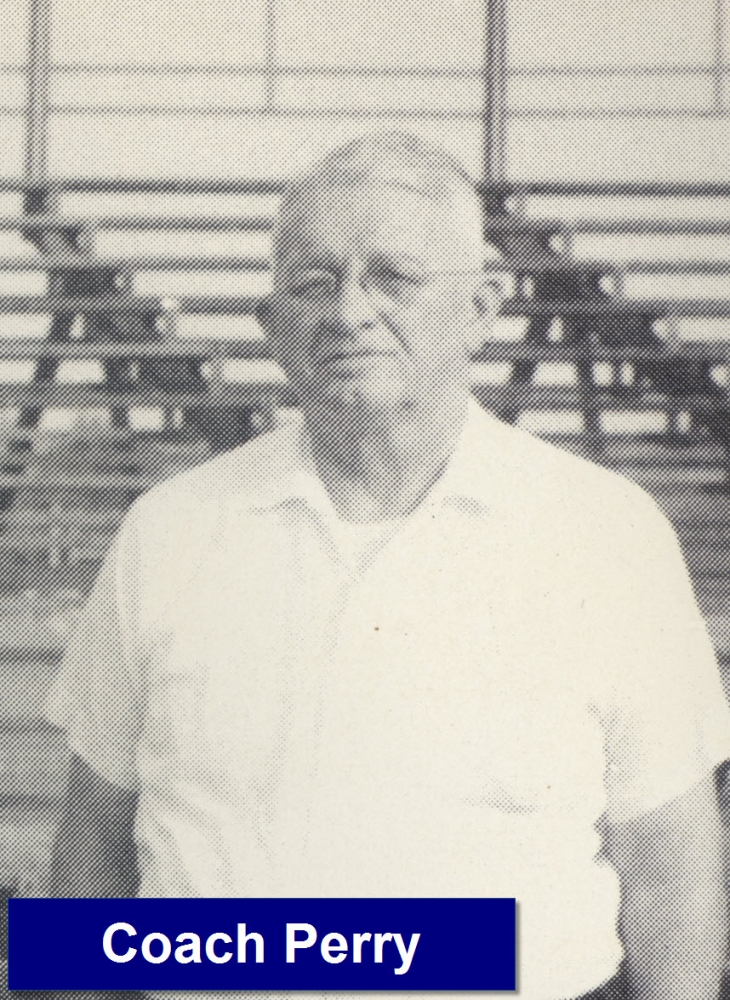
[[1, 177, 730, 905]]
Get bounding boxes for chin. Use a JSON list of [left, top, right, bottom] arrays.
[[317, 374, 412, 413]]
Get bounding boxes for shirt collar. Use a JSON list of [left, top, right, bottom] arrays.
[[249, 398, 505, 519]]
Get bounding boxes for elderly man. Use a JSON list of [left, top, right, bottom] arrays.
[[47, 133, 730, 1000]]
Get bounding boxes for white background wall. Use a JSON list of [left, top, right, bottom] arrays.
[[1, 0, 729, 182]]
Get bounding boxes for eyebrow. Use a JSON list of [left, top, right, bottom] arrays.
[[283, 249, 433, 269], [370, 251, 429, 266], [278, 249, 338, 272]]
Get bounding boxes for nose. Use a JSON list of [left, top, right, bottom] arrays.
[[331, 271, 377, 333]]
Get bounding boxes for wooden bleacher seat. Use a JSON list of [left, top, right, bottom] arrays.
[[2, 179, 730, 905]]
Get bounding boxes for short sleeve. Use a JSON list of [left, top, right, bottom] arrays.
[[596, 498, 730, 825], [44, 517, 143, 792]]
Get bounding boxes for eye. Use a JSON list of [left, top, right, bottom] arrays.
[[369, 263, 424, 296], [286, 269, 337, 301]]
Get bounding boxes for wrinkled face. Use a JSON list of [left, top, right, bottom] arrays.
[[264, 181, 491, 412]]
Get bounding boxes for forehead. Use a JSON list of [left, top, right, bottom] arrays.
[[275, 180, 481, 267]]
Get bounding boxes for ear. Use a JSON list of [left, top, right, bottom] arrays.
[[467, 274, 505, 351]]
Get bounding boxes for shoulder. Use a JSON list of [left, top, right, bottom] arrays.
[[111, 419, 299, 574], [143, 419, 297, 506], [478, 410, 676, 561], [130, 420, 295, 520]]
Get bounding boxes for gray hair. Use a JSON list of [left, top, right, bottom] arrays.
[[274, 131, 502, 264]]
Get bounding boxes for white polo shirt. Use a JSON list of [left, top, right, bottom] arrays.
[[46, 400, 730, 1000]]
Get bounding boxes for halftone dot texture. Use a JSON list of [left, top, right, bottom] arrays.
[[2, 1, 730, 999]]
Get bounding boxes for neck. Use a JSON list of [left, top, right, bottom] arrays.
[[303, 388, 470, 521]]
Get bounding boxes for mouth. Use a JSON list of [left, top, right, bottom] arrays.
[[313, 348, 397, 372]]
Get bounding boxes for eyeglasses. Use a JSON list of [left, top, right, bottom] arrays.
[[280, 264, 505, 308]]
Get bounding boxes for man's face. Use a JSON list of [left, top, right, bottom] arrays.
[[264, 181, 489, 412]]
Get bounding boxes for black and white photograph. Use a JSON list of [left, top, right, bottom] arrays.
[[2, 1, 730, 999]]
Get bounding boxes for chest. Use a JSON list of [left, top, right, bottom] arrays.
[[139, 509, 604, 815]]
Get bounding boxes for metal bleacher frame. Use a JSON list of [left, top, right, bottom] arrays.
[[2, 0, 730, 950]]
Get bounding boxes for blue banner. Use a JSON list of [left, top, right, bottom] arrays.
[[8, 897, 515, 991]]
